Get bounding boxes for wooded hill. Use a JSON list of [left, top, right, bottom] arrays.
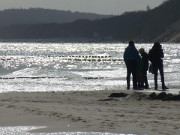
[[131, 0, 180, 42], [0, 8, 111, 26], [0, 0, 180, 43]]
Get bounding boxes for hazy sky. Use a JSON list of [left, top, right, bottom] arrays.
[[0, 0, 166, 15]]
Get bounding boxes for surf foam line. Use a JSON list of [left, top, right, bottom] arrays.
[[0, 76, 109, 80], [0, 76, 64, 79]]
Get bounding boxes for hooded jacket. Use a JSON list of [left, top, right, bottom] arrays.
[[123, 45, 140, 61]]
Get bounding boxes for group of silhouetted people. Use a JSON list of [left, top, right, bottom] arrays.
[[123, 41, 169, 91]]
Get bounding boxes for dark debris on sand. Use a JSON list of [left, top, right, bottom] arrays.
[[109, 93, 128, 98], [149, 92, 180, 101], [107, 92, 180, 101]]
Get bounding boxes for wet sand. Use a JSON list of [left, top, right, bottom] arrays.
[[0, 90, 179, 135]]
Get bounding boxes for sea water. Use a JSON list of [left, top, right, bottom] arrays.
[[0, 42, 179, 93], [0, 126, 139, 135]]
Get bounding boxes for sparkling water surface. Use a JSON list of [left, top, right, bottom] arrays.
[[0, 42, 179, 93], [0, 126, 138, 135]]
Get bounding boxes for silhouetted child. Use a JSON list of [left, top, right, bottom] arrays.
[[139, 48, 149, 89]]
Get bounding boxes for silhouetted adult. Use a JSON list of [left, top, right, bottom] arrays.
[[148, 42, 169, 90], [139, 48, 149, 89], [123, 41, 140, 90]]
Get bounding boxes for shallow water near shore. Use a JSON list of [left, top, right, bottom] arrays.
[[0, 42, 179, 93], [0, 126, 138, 135]]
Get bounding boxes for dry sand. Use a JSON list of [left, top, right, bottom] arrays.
[[0, 90, 179, 135]]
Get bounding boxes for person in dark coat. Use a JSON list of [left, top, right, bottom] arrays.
[[139, 48, 149, 89], [123, 41, 140, 90], [148, 42, 169, 90]]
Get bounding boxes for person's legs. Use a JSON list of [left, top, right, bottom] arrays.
[[137, 73, 141, 88], [143, 71, 149, 89], [153, 67, 158, 90], [125, 60, 138, 89], [159, 66, 165, 86], [137, 72, 143, 89], [126, 70, 131, 89], [159, 66, 169, 90], [132, 61, 138, 89], [125, 61, 132, 89]]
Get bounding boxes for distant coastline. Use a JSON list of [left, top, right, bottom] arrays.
[[0, 38, 124, 43], [0, 38, 179, 44]]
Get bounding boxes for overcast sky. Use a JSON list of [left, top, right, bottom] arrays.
[[0, 0, 166, 15]]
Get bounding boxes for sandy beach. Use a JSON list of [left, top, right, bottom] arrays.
[[0, 90, 179, 135]]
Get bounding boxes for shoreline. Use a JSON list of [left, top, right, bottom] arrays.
[[0, 39, 178, 44], [0, 90, 179, 135], [0, 38, 121, 43]]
